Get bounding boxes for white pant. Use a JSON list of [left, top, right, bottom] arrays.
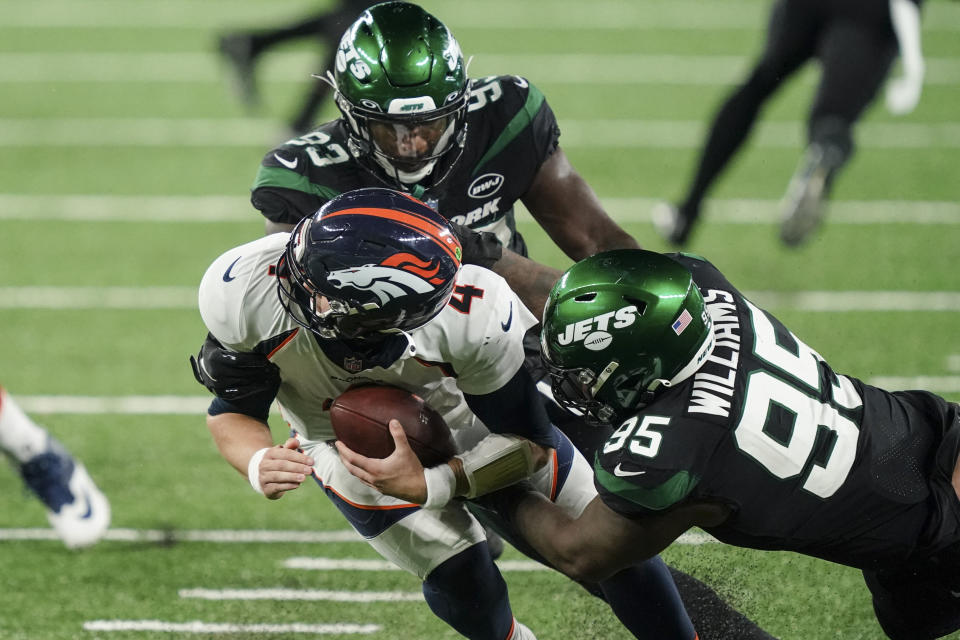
[[301, 427, 596, 579]]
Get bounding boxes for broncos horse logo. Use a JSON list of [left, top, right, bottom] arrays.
[[326, 252, 447, 306]]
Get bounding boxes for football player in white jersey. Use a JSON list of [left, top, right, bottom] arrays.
[[192, 188, 698, 640]]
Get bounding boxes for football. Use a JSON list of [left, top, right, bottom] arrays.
[[330, 385, 456, 467]]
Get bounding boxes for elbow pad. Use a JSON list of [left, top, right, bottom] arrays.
[[458, 434, 537, 499]]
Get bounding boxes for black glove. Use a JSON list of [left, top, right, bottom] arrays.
[[189, 333, 281, 400], [447, 220, 503, 269]]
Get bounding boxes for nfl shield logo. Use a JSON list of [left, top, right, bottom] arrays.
[[344, 356, 363, 373]]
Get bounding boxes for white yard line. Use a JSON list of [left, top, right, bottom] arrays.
[[0, 194, 255, 222], [2, 194, 958, 225], [0, 53, 958, 86], [0, 528, 364, 543], [3, 287, 960, 312], [2, 117, 960, 148], [83, 621, 379, 634], [283, 557, 530, 572], [0, 288, 199, 309], [179, 588, 423, 602], [11, 371, 959, 418], [11, 395, 212, 414], [282, 538, 717, 573], [3, 1, 960, 31], [868, 377, 960, 394], [0, 527, 716, 546]]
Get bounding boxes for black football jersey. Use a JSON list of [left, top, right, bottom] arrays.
[[250, 75, 560, 256], [595, 254, 960, 569]]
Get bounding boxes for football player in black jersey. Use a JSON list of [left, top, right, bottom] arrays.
[[248, 1, 636, 334], [436, 249, 959, 640], [654, 0, 925, 247], [250, 0, 638, 465]]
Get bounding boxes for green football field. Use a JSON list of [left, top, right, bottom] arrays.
[[0, 1, 958, 638]]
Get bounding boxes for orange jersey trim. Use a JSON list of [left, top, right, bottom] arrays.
[[266, 328, 299, 359], [313, 469, 420, 511]]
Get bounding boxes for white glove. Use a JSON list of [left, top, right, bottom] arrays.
[[886, 0, 924, 116], [885, 71, 924, 116]]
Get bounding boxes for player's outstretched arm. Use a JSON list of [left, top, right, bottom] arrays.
[[522, 147, 641, 261], [489, 250, 562, 323], [497, 491, 729, 583], [448, 219, 561, 322], [207, 413, 314, 500]]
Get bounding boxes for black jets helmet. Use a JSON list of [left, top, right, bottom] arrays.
[[277, 187, 463, 340], [330, 1, 470, 189]]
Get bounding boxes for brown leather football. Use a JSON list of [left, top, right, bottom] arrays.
[[330, 385, 456, 467]]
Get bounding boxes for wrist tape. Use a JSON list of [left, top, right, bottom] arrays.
[[247, 447, 270, 495], [422, 463, 457, 509]]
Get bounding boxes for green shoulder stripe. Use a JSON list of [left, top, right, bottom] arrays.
[[594, 460, 699, 512], [678, 251, 708, 262], [252, 165, 341, 201], [472, 83, 545, 176]]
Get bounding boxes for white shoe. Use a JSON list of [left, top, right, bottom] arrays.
[[779, 144, 842, 247], [652, 202, 694, 247], [508, 620, 538, 640], [19, 440, 110, 549]]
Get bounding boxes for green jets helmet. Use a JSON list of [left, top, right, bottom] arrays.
[[332, 2, 470, 188], [540, 250, 715, 425]]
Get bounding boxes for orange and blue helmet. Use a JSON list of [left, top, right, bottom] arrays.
[[278, 187, 462, 340]]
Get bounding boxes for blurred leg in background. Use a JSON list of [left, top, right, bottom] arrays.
[[218, 0, 372, 134], [654, 0, 818, 247]]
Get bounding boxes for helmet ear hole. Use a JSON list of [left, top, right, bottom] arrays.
[[623, 297, 648, 316], [541, 249, 713, 421]]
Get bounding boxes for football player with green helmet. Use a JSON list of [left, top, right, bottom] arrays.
[[469, 249, 960, 640], [250, 1, 636, 321]]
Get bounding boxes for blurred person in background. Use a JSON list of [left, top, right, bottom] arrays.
[[0, 385, 110, 548], [654, 0, 925, 247], [218, 0, 373, 134]]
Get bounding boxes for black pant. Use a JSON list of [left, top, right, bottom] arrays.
[[681, 0, 899, 216], [864, 546, 960, 640]]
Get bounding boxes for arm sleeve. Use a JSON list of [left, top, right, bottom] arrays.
[[208, 395, 274, 422], [464, 366, 557, 449]]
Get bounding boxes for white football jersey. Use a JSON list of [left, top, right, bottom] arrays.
[[198, 233, 538, 451]]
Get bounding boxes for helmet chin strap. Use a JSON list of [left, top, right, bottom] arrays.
[[660, 330, 716, 389]]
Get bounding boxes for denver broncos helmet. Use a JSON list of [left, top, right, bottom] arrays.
[[277, 187, 463, 340]]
